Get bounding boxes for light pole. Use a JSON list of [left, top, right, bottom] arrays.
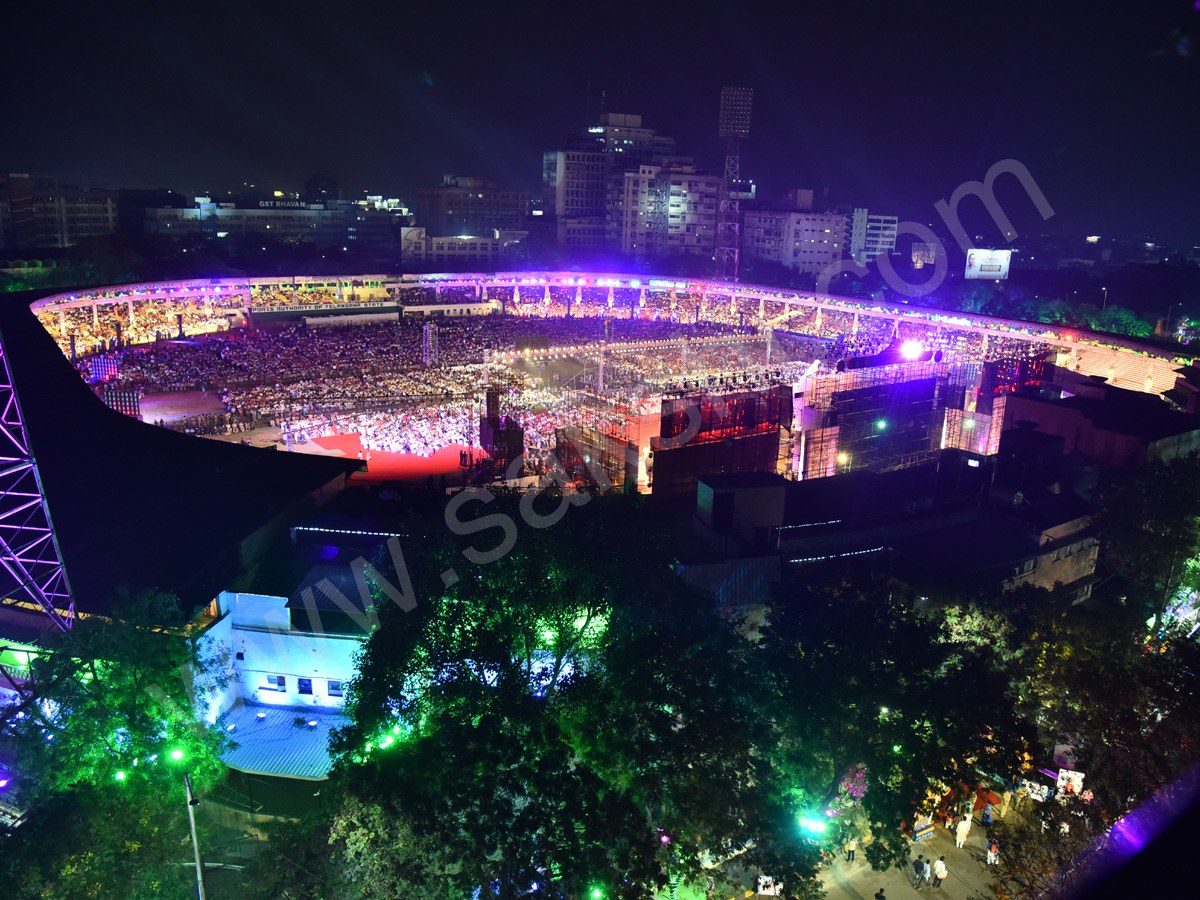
[[1102, 286, 1108, 310], [184, 773, 208, 900]]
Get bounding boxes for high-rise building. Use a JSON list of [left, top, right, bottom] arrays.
[[846, 207, 899, 265], [415, 176, 529, 237], [0, 173, 118, 250], [608, 163, 720, 258], [542, 150, 608, 247], [742, 209, 848, 274], [571, 112, 677, 161], [543, 112, 680, 251]]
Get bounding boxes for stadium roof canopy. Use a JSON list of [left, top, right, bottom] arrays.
[[0, 291, 361, 619]]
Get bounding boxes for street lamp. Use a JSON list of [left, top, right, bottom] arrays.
[[1102, 286, 1108, 310], [181, 765, 208, 900]]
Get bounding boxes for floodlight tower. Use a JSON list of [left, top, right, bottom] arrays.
[[717, 86, 753, 282], [0, 325, 73, 634]]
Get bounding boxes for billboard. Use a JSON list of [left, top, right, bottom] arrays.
[[965, 248, 1012, 280]]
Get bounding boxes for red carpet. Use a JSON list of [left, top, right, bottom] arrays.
[[308, 433, 485, 483]]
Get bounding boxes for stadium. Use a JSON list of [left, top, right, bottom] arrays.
[[28, 271, 1186, 495]]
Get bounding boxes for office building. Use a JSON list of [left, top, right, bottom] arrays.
[[847, 207, 899, 265], [542, 113, 680, 251], [400, 227, 526, 267], [415, 176, 529, 238], [607, 164, 720, 258], [0, 173, 118, 250], [145, 197, 346, 246], [742, 209, 847, 274]]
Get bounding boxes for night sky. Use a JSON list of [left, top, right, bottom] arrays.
[[4, 1, 1198, 245]]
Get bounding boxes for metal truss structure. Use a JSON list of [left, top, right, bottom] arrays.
[[716, 87, 753, 282], [0, 328, 73, 632]]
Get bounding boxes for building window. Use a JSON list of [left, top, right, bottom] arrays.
[[298, 678, 313, 695], [261, 674, 285, 692], [328, 680, 344, 698]]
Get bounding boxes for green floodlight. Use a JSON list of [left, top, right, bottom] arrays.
[[592, 888, 603, 899], [170, 748, 184, 761], [115, 770, 126, 781], [893, 744, 902, 753], [876, 419, 887, 431]]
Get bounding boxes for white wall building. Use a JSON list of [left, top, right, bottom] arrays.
[[743, 210, 847, 274], [847, 208, 899, 265], [400, 226, 525, 266], [195, 587, 365, 779], [147, 199, 346, 246], [607, 164, 719, 258]]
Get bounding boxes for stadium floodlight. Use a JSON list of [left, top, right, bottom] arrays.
[[719, 87, 754, 137]]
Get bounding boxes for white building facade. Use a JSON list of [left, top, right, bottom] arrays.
[[743, 210, 847, 274], [607, 164, 720, 258], [847, 208, 899, 265]]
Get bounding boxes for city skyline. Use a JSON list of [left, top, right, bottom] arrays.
[[3, 2, 1198, 247]]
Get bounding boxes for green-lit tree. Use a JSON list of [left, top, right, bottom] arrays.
[[757, 569, 1037, 873], [1, 590, 227, 799], [0, 591, 229, 899], [330, 496, 822, 900]]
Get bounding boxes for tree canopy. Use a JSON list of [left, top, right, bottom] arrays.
[[0, 590, 228, 899], [328, 495, 823, 900]]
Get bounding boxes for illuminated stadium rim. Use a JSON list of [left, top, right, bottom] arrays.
[[28, 271, 1183, 364]]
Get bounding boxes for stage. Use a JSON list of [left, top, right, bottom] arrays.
[[306, 432, 482, 484]]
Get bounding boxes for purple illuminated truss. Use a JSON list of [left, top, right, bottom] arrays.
[[0, 332, 72, 632]]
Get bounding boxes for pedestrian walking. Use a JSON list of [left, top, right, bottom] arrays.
[[845, 836, 858, 862], [932, 857, 948, 889], [1015, 783, 1029, 811], [911, 855, 926, 888], [982, 803, 993, 827], [999, 790, 1012, 819], [922, 860, 934, 890], [955, 817, 970, 849], [987, 838, 999, 866]]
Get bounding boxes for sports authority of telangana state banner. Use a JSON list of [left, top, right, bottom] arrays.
[[965, 248, 1012, 280]]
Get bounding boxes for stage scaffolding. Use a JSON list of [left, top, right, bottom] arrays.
[[799, 360, 972, 479], [651, 384, 794, 494], [555, 425, 640, 493], [942, 396, 1006, 457]]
